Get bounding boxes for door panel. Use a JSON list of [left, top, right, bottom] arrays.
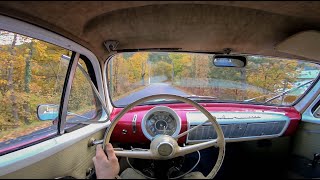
[[1, 129, 105, 179], [290, 119, 320, 178], [292, 122, 320, 160]]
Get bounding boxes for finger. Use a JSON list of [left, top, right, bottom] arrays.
[[95, 144, 106, 159], [105, 143, 117, 160]]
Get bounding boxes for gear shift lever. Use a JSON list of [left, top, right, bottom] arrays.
[[309, 153, 320, 168]]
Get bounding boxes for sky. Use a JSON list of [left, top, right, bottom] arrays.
[[0, 30, 31, 45]]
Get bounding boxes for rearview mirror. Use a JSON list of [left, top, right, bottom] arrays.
[[213, 55, 246, 67], [37, 104, 59, 121]]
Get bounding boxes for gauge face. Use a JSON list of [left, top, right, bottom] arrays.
[[146, 111, 176, 137], [142, 106, 181, 140]]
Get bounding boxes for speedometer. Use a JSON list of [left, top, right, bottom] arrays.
[[141, 106, 181, 140], [146, 111, 176, 136]]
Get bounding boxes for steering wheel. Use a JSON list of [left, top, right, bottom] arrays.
[[103, 94, 225, 179]]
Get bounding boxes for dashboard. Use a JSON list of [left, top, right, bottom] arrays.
[[110, 103, 301, 144]]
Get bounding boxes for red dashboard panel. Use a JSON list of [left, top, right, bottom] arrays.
[[110, 103, 301, 143]]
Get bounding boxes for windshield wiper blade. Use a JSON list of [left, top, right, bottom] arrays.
[[185, 95, 218, 100], [143, 98, 178, 104], [244, 93, 277, 102], [264, 80, 314, 104], [143, 95, 218, 104]]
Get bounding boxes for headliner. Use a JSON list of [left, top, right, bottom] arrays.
[[0, 1, 320, 62]]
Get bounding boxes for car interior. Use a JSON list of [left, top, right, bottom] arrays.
[[0, 1, 320, 179]]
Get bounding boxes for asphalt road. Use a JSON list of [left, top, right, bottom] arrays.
[[114, 83, 189, 106], [0, 83, 188, 154]]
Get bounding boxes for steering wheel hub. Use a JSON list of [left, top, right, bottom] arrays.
[[158, 142, 173, 156], [150, 135, 178, 159]]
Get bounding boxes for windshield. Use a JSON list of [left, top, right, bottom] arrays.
[[107, 52, 320, 107]]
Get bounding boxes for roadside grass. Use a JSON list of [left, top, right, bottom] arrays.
[[172, 85, 193, 95], [112, 84, 149, 102]]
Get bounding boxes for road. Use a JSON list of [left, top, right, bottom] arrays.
[[0, 83, 188, 154], [114, 83, 189, 106]]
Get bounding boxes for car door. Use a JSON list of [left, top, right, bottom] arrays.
[[290, 77, 320, 178], [0, 14, 109, 179]]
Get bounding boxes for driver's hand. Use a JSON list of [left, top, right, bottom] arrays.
[[93, 143, 120, 179]]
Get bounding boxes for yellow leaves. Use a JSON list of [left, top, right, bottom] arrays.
[[29, 83, 41, 92], [152, 61, 172, 77], [33, 40, 48, 59], [246, 58, 299, 92], [126, 52, 149, 83], [0, 31, 73, 129], [0, 51, 10, 60], [0, 79, 7, 85]]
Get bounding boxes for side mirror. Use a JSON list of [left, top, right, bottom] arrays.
[[213, 55, 246, 67], [37, 104, 59, 121]]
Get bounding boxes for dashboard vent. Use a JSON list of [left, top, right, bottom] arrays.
[[243, 121, 286, 136], [188, 125, 231, 140], [187, 121, 286, 141]]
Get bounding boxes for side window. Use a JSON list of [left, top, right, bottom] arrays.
[[66, 57, 99, 125], [0, 30, 71, 154]]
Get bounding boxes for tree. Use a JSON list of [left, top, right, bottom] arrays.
[[151, 61, 172, 80], [246, 56, 300, 102], [7, 33, 19, 122], [169, 53, 193, 82], [21, 40, 34, 124], [127, 52, 149, 85]]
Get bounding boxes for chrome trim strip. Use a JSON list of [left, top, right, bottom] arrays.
[[187, 135, 285, 144], [58, 52, 80, 134], [103, 55, 116, 113], [295, 77, 320, 114], [305, 130, 320, 134], [300, 92, 320, 124], [132, 114, 137, 134]]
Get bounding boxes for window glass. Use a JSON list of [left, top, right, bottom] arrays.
[[0, 30, 71, 154], [108, 52, 320, 107], [66, 58, 97, 124]]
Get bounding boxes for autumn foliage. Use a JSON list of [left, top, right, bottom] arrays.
[[0, 31, 71, 127]]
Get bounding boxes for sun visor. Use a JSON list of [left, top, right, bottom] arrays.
[[276, 30, 320, 61]]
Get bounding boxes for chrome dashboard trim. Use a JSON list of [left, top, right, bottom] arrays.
[[132, 114, 137, 134], [186, 111, 290, 144]]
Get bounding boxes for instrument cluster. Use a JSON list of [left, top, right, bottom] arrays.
[[141, 106, 181, 140]]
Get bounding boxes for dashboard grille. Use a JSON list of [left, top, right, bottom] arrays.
[[188, 121, 286, 141]]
